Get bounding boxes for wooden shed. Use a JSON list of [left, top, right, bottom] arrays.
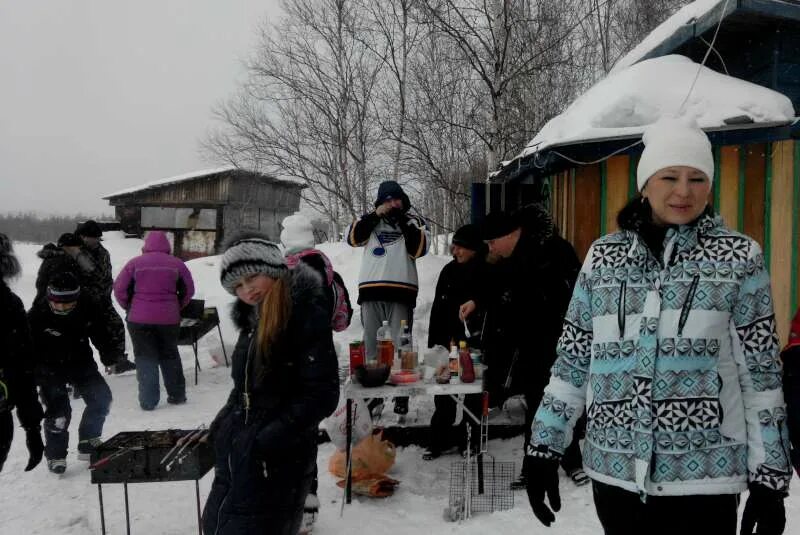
[[481, 0, 800, 344], [104, 167, 304, 260]]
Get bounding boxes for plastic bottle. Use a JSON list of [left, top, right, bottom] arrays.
[[459, 341, 475, 383], [376, 321, 395, 368], [398, 320, 416, 370], [448, 340, 459, 383]]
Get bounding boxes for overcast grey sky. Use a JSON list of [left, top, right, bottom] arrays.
[[0, 0, 281, 215]]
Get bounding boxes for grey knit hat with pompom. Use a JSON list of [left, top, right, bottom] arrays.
[[219, 230, 288, 295]]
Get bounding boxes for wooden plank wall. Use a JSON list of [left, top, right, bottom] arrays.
[[743, 144, 767, 249], [769, 141, 796, 345], [573, 164, 602, 261], [551, 141, 799, 345], [604, 156, 631, 234]]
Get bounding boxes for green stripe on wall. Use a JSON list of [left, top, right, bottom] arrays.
[[738, 146, 746, 233], [713, 146, 721, 209], [600, 161, 608, 235], [764, 142, 772, 271], [629, 154, 637, 197], [792, 142, 800, 315]]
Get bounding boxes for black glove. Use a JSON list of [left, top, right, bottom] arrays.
[[740, 484, 786, 535], [524, 454, 561, 527], [24, 426, 44, 472]]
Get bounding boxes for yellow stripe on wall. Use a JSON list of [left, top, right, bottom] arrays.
[[718, 146, 740, 230], [605, 156, 631, 233], [770, 140, 795, 346]]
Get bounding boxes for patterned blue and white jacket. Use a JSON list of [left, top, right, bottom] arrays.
[[530, 214, 792, 496]]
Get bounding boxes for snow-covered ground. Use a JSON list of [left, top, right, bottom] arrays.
[[1, 232, 798, 533]]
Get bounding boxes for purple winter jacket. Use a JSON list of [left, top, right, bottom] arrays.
[[113, 231, 195, 325]]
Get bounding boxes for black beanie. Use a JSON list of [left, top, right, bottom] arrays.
[[47, 272, 81, 303], [76, 220, 103, 238], [451, 224, 483, 251], [481, 212, 519, 240], [57, 233, 83, 247]]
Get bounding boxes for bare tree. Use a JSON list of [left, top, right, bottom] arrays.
[[205, 0, 383, 229]]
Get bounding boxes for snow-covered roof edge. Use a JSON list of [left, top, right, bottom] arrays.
[[103, 166, 303, 199], [611, 0, 733, 73]]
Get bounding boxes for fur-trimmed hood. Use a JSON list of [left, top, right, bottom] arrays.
[[516, 203, 557, 245], [230, 259, 325, 331], [37, 242, 65, 260]]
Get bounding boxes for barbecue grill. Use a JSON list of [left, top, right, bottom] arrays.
[[91, 429, 214, 535], [178, 299, 229, 384]]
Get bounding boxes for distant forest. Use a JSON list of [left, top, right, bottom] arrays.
[[0, 213, 111, 244]]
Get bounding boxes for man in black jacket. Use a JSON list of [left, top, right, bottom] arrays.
[[0, 233, 44, 473], [75, 220, 136, 375], [424, 224, 487, 459], [461, 207, 587, 487], [28, 272, 122, 474]]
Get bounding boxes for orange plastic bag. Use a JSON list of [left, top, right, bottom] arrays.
[[336, 475, 399, 498], [328, 431, 396, 480]]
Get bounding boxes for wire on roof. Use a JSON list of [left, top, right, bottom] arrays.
[[532, 0, 732, 169]]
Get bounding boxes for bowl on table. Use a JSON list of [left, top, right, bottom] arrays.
[[354, 364, 390, 387]]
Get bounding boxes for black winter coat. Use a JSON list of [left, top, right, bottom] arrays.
[[0, 281, 42, 428], [203, 262, 340, 535], [82, 243, 113, 300], [479, 207, 580, 405], [427, 255, 488, 349], [27, 295, 123, 379]]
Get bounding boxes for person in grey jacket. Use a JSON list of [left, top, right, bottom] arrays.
[[525, 118, 791, 535]]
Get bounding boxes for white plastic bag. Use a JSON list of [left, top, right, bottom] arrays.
[[324, 398, 373, 451]]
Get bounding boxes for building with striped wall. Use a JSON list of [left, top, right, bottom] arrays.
[[480, 1, 800, 344]]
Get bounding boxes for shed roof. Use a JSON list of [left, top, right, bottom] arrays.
[[613, 0, 800, 73], [103, 166, 304, 200]]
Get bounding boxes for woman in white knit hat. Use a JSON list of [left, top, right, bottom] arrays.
[[202, 231, 340, 535], [522, 118, 791, 535]]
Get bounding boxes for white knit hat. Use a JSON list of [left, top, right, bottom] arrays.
[[219, 231, 288, 295], [636, 117, 714, 191], [280, 214, 315, 254]]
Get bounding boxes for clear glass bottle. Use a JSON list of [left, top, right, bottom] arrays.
[[376, 320, 394, 368]]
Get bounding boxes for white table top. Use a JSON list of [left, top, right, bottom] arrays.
[[343, 378, 483, 399]]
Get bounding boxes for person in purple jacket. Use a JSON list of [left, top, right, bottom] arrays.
[[113, 231, 195, 410]]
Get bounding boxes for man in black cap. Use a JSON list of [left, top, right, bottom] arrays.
[[28, 272, 120, 474], [346, 180, 429, 416], [461, 206, 587, 487], [75, 221, 136, 375], [424, 223, 488, 459]]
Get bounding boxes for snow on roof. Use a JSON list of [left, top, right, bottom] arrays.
[[611, 0, 731, 74], [519, 54, 795, 158], [103, 166, 237, 199]]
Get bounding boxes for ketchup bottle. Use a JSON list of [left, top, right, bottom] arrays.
[[458, 341, 475, 383]]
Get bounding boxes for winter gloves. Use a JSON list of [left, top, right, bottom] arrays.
[[740, 484, 786, 535], [24, 426, 44, 472], [524, 454, 561, 527]]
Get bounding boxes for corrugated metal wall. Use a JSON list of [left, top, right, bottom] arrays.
[[549, 141, 800, 345]]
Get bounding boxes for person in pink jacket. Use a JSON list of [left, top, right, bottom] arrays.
[[113, 231, 195, 410]]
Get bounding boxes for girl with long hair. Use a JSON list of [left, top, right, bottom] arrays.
[[203, 232, 339, 535]]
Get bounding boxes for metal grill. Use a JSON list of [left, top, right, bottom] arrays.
[[90, 429, 214, 484], [448, 457, 515, 521]]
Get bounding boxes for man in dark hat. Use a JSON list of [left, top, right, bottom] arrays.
[[28, 271, 120, 474], [424, 224, 488, 459], [461, 206, 587, 487], [75, 221, 136, 375], [346, 180, 429, 416]]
